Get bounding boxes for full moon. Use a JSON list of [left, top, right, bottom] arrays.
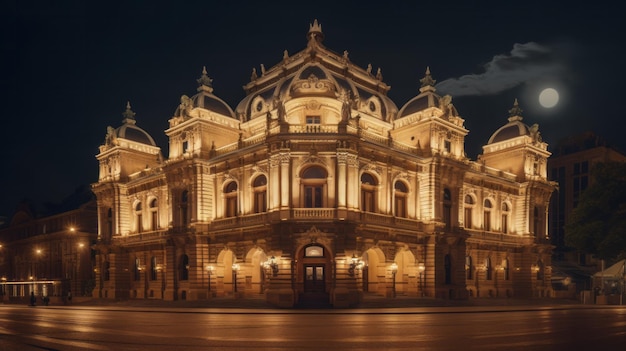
[[539, 88, 559, 108]]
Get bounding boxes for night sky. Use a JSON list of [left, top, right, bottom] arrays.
[[2, 1, 624, 218]]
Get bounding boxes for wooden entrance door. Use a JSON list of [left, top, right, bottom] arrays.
[[304, 264, 325, 292]]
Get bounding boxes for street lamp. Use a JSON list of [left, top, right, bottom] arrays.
[[417, 262, 425, 297], [349, 253, 359, 277], [205, 265, 214, 297], [232, 263, 240, 294], [390, 262, 398, 298]]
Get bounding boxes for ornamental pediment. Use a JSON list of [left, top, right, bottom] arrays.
[[290, 74, 336, 97]]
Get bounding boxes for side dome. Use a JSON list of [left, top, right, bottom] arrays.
[[173, 67, 236, 119], [110, 102, 157, 147], [397, 67, 458, 119], [487, 99, 533, 144]]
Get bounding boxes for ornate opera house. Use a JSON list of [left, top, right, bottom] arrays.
[[92, 21, 556, 307]]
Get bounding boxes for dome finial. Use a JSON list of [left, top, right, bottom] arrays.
[[508, 98, 523, 120], [122, 101, 136, 124], [197, 66, 214, 93], [420, 66, 436, 87]]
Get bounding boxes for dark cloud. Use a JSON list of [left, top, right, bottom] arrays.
[[435, 42, 569, 97]]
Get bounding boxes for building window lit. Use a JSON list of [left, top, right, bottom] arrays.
[[150, 198, 158, 230], [501, 202, 509, 234], [253, 175, 267, 213], [180, 254, 189, 281], [180, 190, 189, 227], [464, 194, 474, 229], [135, 202, 143, 233], [150, 256, 157, 281], [503, 258, 510, 280], [485, 257, 492, 280], [394, 181, 408, 218], [443, 188, 452, 231], [224, 181, 239, 217], [134, 258, 141, 281], [301, 166, 327, 208], [483, 199, 492, 231], [306, 116, 320, 124], [360, 173, 377, 213], [466, 255, 473, 279], [104, 261, 110, 281]]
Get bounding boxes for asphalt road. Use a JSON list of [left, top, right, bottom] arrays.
[[1, 304, 625, 350]]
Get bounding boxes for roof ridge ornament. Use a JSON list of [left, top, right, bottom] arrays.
[[122, 101, 137, 124], [197, 66, 214, 93], [507, 98, 523, 121], [307, 19, 324, 44]]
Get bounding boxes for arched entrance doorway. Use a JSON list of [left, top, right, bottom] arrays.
[[296, 243, 332, 306]]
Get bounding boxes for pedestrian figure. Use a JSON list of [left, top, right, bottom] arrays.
[[43, 295, 49, 306], [29, 291, 36, 306]]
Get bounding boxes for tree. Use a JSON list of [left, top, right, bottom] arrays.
[[565, 162, 626, 260]]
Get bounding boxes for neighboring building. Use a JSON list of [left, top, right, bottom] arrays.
[[0, 188, 97, 302], [92, 21, 557, 307], [548, 132, 626, 293], [549, 132, 626, 263]]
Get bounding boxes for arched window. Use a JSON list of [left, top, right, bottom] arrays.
[[180, 254, 189, 281], [533, 206, 543, 237], [150, 256, 158, 281], [501, 202, 510, 234], [360, 173, 377, 212], [134, 258, 141, 281], [485, 257, 492, 280], [443, 188, 452, 230], [106, 208, 113, 239], [135, 202, 143, 233], [394, 181, 408, 218], [301, 166, 327, 208], [464, 195, 474, 229], [180, 190, 189, 226], [104, 261, 110, 281], [484, 199, 492, 231], [253, 175, 267, 213], [502, 258, 510, 280], [150, 198, 158, 230], [444, 254, 452, 284], [224, 181, 238, 217]]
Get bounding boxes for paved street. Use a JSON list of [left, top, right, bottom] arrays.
[[2, 296, 625, 350]]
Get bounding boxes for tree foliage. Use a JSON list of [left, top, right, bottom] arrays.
[[565, 162, 626, 260]]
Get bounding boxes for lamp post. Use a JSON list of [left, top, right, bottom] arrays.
[[417, 262, 425, 297], [232, 263, 240, 294], [205, 265, 214, 297], [390, 262, 398, 298]]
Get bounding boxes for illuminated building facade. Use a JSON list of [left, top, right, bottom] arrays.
[[92, 21, 556, 307]]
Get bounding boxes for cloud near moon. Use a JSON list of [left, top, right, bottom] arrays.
[[435, 42, 568, 97]]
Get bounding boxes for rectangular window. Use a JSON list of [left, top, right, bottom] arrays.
[[444, 140, 451, 153], [137, 214, 143, 233], [484, 212, 491, 231], [464, 208, 472, 228], [304, 186, 323, 208], [306, 116, 321, 124], [151, 212, 158, 230]]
